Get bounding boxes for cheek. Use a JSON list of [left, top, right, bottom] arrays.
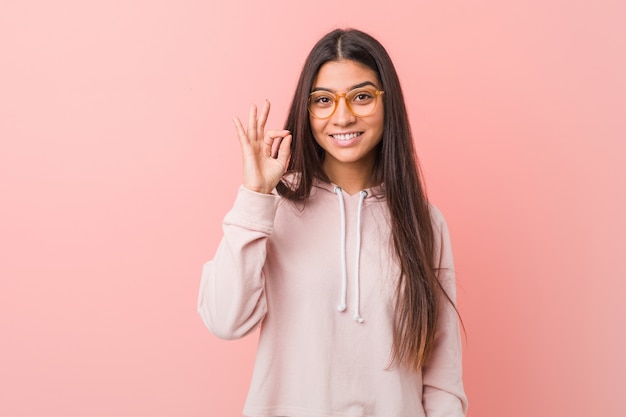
[[377, 112, 385, 136], [375, 113, 384, 128], [369, 112, 385, 138], [309, 118, 326, 138]]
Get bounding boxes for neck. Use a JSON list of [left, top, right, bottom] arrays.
[[322, 159, 375, 195]]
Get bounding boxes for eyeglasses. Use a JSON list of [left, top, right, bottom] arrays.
[[308, 87, 384, 119]]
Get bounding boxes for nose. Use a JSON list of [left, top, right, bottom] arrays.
[[332, 96, 356, 125]]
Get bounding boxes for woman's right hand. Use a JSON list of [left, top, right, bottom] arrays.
[[233, 100, 292, 194]]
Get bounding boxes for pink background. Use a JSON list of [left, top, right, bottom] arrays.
[[1, 0, 624, 416]]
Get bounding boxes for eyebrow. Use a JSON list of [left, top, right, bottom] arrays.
[[311, 81, 378, 93]]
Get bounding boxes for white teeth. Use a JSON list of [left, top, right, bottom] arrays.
[[331, 132, 361, 141]]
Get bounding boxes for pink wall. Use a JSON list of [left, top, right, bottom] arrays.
[[1, 1, 624, 416]]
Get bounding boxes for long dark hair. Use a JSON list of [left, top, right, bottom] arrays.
[[277, 28, 455, 371]]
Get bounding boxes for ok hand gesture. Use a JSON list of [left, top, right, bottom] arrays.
[[233, 101, 292, 194]]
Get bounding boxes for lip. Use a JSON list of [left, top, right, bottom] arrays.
[[329, 131, 364, 146]]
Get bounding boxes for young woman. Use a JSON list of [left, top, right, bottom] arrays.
[[198, 28, 468, 417]]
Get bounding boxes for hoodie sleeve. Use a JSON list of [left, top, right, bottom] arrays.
[[197, 186, 280, 340], [422, 205, 469, 416]]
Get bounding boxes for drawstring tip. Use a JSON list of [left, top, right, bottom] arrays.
[[337, 304, 347, 312], [354, 315, 364, 323]]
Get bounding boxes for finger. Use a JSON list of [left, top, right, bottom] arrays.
[[264, 129, 291, 139], [263, 130, 291, 157], [257, 100, 271, 140], [275, 134, 292, 168], [270, 136, 282, 159], [247, 104, 258, 142], [232, 116, 249, 146]]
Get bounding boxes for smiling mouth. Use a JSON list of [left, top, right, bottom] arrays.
[[330, 132, 363, 141]]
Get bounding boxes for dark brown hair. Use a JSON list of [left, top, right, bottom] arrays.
[[277, 28, 455, 371]]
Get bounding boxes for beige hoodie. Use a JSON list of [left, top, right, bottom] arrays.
[[198, 181, 467, 417]]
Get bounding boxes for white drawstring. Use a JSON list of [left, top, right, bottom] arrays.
[[333, 186, 367, 323], [334, 186, 347, 312], [353, 190, 367, 323]]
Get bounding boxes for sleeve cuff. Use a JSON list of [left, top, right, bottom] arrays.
[[222, 185, 281, 234]]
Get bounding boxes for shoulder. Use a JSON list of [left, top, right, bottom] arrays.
[[428, 202, 449, 233]]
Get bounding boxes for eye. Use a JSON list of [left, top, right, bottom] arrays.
[[310, 92, 335, 107], [351, 90, 375, 103]]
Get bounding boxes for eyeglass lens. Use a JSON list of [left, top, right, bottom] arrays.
[[308, 88, 381, 119]]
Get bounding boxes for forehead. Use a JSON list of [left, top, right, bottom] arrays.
[[312, 60, 380, 90]]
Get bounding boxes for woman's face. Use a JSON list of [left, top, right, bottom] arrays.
[[309, 60, 384, 177]]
